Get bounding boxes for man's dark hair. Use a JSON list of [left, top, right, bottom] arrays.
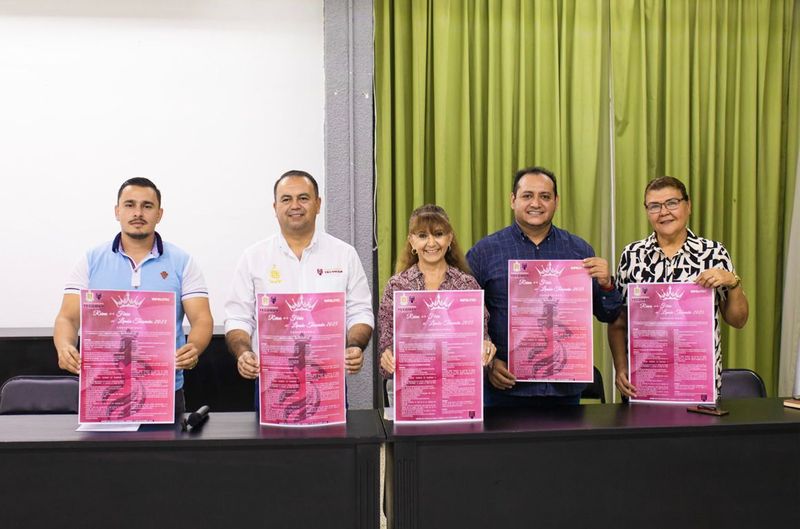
[[643, 176, 689, 205], [117, 177, 162, 205], [273, 170, 320, 199], [513, 166, 558, 196]]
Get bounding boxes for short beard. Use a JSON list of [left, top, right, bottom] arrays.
[[125, 230, 151, 240]]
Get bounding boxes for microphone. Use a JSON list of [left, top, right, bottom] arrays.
[[183, 405, 210, 431]]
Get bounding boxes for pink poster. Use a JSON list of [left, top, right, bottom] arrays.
[[393, 290, 484, 423], [79, 289, 176, 424], [256, 292, 346, 427], [628, 282, 716, 404], [507, 260, 594, 382]]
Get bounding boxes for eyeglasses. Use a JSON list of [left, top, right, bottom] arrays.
[[645, 197, 686, 214]]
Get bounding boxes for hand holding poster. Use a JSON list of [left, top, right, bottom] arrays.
[[507, 260, 593, 382], [393, 290, 484, 423], [628, 283, 715, 404], [257, 292, 346, 427], [79, 289, 176, 424]]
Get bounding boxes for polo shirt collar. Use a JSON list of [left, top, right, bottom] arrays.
[[112, 232, 164, 256]]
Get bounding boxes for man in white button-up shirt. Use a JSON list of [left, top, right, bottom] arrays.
[[224, 170, 374, 380]]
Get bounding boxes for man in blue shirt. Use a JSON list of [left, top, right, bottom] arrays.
[[467, 167, 622, 407], [53, 177, 213, 419]]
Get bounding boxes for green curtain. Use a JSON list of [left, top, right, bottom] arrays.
[[375, 0, 800, 396], [611, 0, 800, 393], [375, 0, 616, 390], [376, 0, 611, 273]]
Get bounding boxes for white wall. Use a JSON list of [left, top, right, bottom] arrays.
[[0, 0, 325, 332]]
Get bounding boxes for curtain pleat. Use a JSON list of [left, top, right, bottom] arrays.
[[375, 0, 799, 396]]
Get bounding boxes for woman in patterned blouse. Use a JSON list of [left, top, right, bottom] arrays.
[[608, 176, 749, 399], [378, 204, 496, 388]]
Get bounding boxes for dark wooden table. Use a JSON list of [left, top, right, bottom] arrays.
[[0, 409, 386, 529], [385, 399, 800, 529]]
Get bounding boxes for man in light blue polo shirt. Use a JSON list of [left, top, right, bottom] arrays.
[[53, 177, 213, 418]]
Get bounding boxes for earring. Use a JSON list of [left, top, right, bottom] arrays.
[[447, 245, 452, 253], [411, 247, 417, 255]]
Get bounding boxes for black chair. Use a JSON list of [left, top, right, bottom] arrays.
[[580, 366, 606, 403], [721, 368, 767, 399], [0, 375, 79, 414]]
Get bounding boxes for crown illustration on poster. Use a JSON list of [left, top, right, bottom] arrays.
[[286, 295, 318, 312], [424, 294, 453, 311], [112, 293, 145, 308], [536, 262, 565, 277], [657, 286, 684, 301]]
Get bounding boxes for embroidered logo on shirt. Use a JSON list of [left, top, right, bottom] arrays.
[[269, 265, 282, 283], [161, 271, 169, 279], [317, 268, 344, 275]]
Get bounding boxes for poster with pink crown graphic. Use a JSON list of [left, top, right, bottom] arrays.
[[79, 289, 176, 424], [628, 282, 715, 404], [393, 290, 484, 423], [507, 260, 594, 382], [256, 292, 346, 426]]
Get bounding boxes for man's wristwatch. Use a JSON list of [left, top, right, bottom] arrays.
[[346, 343, 364, 351]]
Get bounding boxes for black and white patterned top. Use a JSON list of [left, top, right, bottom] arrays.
[[615, 229, 736, 394]]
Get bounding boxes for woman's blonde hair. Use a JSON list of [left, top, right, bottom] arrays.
[[395, 204, 471, 275]]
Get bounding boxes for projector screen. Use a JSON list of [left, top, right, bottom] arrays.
[[0, 0, 325, 333]]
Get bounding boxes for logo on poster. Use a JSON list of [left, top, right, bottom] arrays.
[[112, 293, 145, 308], [424, 294, 453, 311], [286, 295, 318, 312], [536, 262, 564, 277], [657, 286, 684, 301]]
